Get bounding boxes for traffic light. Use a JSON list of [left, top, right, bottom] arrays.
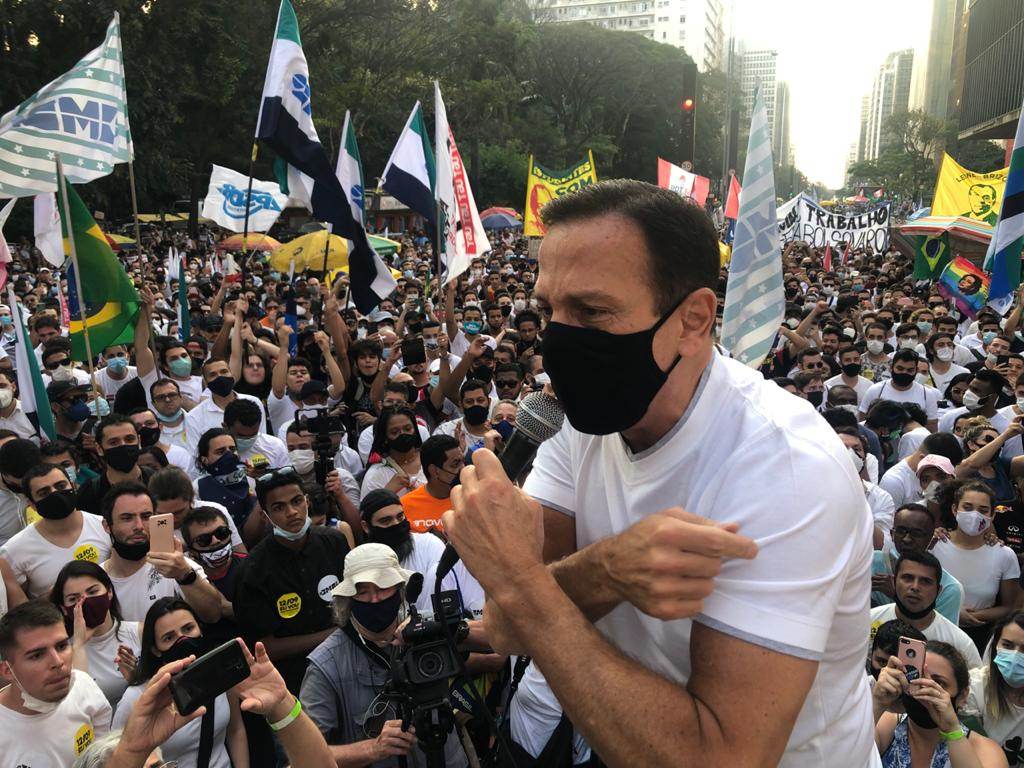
[[680, 61, 697, 165]]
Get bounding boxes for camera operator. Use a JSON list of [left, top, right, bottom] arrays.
[[300, 543, 468, 768], [276, 380, 363, 478], [443, 181, 878, 767]]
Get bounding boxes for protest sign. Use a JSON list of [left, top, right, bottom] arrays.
[[523, 152, 598, 236]]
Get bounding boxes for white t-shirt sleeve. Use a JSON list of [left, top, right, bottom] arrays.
[[523, 426, 577, 517], [859, 383, 881, 415], [999, 545, 1022, 582], [924, 386, 940, 421]]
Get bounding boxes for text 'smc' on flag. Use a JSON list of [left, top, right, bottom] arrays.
[[58, 177, 139, 361], [721, 86, 783, 369], [0, 14, 133, 199]]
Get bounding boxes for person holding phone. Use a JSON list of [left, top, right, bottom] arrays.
[[113, 597, 248, 768], [872, 641, 1005, 766]]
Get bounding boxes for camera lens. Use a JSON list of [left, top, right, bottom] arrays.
[[417, 651, 444, 679], [906, 649, 916, 659]]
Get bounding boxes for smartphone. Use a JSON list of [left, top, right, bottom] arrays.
[[402, 338, 427, 365], [148, 513, 176, 553], [997, 354, 1010, 367], [366, 320, 378, 335], [80, 416, 98, 438], [897, 636, 926, 688], [249, 454, 270, 476], [169, 639, 251, 716]]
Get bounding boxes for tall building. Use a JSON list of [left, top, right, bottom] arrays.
[[957, 0, 1024, 141], [909, 0, 957, 120], [863, 49, 915, 160], [774, 80, 792, 165], [533, 0, 725, 71], [857, 95, 870, 162], [739, 48, 777, 137]]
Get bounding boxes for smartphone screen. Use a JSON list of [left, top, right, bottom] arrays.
[[402, 338, 427, 365], [148, 513, 176, 553]]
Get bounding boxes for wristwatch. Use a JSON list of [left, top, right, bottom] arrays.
[[176, 569, 198, 586]]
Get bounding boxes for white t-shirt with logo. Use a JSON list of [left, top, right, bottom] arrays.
[[868, 603, 982, 669], [100, 556, 208, 622], [0, 669, 112, 768], [931, 539, 1021, 610], [0, 512, 111, 599], [523, 353, 879, 767]]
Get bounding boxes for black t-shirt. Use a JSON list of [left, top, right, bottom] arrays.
[[233, 525, 350, 692], [998, 504, 1024, 557], [77, 465, 156, 517], [201, 553, 247, 647]]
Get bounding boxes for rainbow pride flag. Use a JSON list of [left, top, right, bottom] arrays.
[[937, 256, 990, 318]]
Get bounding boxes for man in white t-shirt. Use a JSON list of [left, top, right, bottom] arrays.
[[859, 349, 940, 430], [223, 397, 288, 473], [98, 481, 222, 623], [937, 368, 1010, 433], [442, 182, 880, 767], [183, 357, 268, 457], [0, 600, 112, 767], [0, 464, 110, 599], [133, 290, 204, 408], [868, 551, 982, 669], [128, 407, 192, 475], [824, 345, 873, 404], [879, 434, 963, 508], [93, 344, 138, 402]]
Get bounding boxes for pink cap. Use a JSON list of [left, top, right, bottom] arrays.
[[916, 454, 955, 477]]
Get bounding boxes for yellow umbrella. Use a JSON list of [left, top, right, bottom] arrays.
[[269, 230, 349, 272]]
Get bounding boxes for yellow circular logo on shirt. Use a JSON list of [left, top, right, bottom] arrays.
[[25, 505, 40, 525], [277, 592, 301, 619], [73, 544, 100, 563], [74, 723, 95, 755]]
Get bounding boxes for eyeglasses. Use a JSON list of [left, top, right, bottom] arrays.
[[893, 526, 930, 540], [153, 392, 181, 403], [44, 357, 71, 370], [495, 379, 519, 388], [255, 465, 299, 491], [191, 525, 231, 548]]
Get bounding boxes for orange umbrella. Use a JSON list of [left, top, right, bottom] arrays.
[[216, 233, 281, 251]]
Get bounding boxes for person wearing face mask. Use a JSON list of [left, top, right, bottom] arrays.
[[77, 416, 152, 518], [932, 482, 1022, 648], [445, 290, 486, 359], [0, 436, 41, 547], [222, 398, 288, 476], [0, 464, 110, 599], [149, 467, 247, 556], [433, 378, 493, 452], [41, 338, 92, 388], [962, 313, 1004, 355], [184, 357, 268, 459], [956, 420, 1022, 507], [234, 467, 350, 694], [925, 335, 970, 398], [793, 371, 826, 408], [48, 381, 97, 445], [862, 321, 893, 382], [127, 407, 191, 476], [355, 381, 429, 465], [400, 435, 463, 535], [360, 405, 426, 498], [0, 600, 113, 767], [194, 429, 261, 544], [99, 483, 222, 624], [49, 561, 141, 708], [148, 378, 188, 447], [113, 598, 248, 768], [284, 422, 361, 529], [300, 543, 469, 768], [180, 506, 247, 646], [860, 350, 940, 431], [962, 612, 1024, 762], [869, 552, 982, 670], [867, 619, 926, 683], [872, 641, 1004, 766], [0, 369, 38, 440], [94, 344, 138, 402], [836, 429, 895, 549], [826, 345, 874, 405], [880, 433, 963, 508]]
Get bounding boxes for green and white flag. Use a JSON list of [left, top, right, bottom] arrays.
[[0, 14, 133, 198], [336, 110, 364, 226], [7, 286, 55, 441]]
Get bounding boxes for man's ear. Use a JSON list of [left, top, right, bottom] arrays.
[[361, 520, 370, 535]]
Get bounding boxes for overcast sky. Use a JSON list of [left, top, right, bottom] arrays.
[[730, 0, 931, 188]]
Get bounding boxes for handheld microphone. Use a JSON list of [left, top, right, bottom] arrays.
[[435, 391, 565, 590]]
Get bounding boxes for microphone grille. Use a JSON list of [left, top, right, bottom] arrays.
[[515, 390, 565, 443]]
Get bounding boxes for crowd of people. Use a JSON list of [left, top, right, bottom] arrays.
[[0, 178, 1023, 767]]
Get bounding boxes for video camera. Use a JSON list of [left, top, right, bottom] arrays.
[[294, 406, 346, 486]]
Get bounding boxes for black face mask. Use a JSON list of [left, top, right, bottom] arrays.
[[369, 520, 414, 561], [160, 635, 207, 665], [807, 391, 824, 407], [842, 363, 862, 378], [543, 301, 682, 435], [138, 426, 161, 448], [111, 536, 149, 561], [891, 372, 915, 388], [463, 405, 489, 427], [35, 489, 77, 520], [351, 591, 402, 633], [900, 692, 939, 730], [388, 433, 419, 453], [104, 444, 140, 473], [207, 375, 235, 398], [894, 591, 937, 621]]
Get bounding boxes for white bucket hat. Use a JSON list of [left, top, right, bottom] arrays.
[[331, 543, 413, 597]]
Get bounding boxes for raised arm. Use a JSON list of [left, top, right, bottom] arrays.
[[314, 331, 346, 399], [271, 323, 293, 400], [444, 283, 458, 339], [957, 421, 1022, 477], [322, 289, 351, 381], [229, 300, 246, 381], [443, 335, 484, 404], [134, 287, 156, 380]]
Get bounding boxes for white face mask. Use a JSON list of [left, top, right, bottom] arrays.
[[899, 338, 918, 350], [956, 509, 990, 537], [916, 373, 932, 386], [847, 448, 864, 473], [289, 448, 315, 475], [1017, 396, 1024, 411], [9, 666, 70, 713], [922, 480, 941, 502], [0, 388, 13, 408], [935, 347, 954, 362], [962, 389, 984, 411], [52, 364, 75, 383], [866, 339, 885, 355], [513, 299, 527, 313]]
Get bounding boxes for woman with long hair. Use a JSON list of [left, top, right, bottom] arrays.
[[873, 640, 1005, 766], [359, 404, 425, 498], [963, 611, 1024, 762], [49, 560, 140, 707], [114, 597, 248, 768]]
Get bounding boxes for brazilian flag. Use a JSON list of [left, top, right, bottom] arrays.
[[912, 233, 953, 280], [57, 181, 140, 361]]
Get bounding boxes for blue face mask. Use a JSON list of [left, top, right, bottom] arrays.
[[155, 408, 183, 423], [208, 452, 246, 484], [88, 398, 111, 417], [463, 320, 483, 335], [168, 357, 193, 378], [430, 374, 440, 389], [235, 436, 257, 453], [106, 357, 128, 374], [269, 513, 311, 542], [995, 649, 1024, 688], [0, 316, 11, 328], [984, 331, 998, 345], [65, 399, 91, 422]]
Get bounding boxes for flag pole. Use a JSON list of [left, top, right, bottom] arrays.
[[55, 158, 102, 406], [127, 160, 145, 277], [434, 199, 442, 305], [239, 141, 259, 284]]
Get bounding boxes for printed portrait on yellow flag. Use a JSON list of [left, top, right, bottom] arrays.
[[931, 153, 1009, 226], [523, 151, 598, 236]]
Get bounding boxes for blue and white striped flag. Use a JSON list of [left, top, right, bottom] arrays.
[[985, 92, 1024, 315], [0, 14, 133, 198], [721, 86, 783, 368]]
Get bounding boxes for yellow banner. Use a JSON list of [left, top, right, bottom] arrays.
[[523, 151, 598, 237], [931, 153, 1008, 225]]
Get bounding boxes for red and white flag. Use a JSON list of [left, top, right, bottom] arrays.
[[841, 240, 852, 266], [724, 173, 741, 219], [822, 243, 833, 272], [656, 158, 711, 206]]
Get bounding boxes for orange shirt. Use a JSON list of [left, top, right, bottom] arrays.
[[400, 485, 451, 534]]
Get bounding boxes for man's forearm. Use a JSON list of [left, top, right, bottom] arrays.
[[549, 539, 621, 622], [261, 629, 335, 662], [329, 738, 379, 768], [182, 579, 224, 623]]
